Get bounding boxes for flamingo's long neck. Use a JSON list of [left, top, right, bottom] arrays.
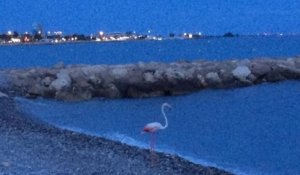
[[161, 104, 168, 129]]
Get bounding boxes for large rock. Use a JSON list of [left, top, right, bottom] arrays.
[[196, 74, 207, 87], [205, 72, 221, 84], [276, 64, 300, 79], [88, 74, 102, 86], [111, 67, 128, 79], [101, 83, 121, 98], [232, 66, 251, 80], [144, 72, 156, 83], [42, 76, 53, 87], [26, 84, 46, 98], [250, 62, 272, 76], [165, 68, 185, 80], [50, 70, 71, 91]]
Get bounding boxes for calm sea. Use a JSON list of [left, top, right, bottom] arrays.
[[0, 36, 300, 68], [1, 36, 300, 175]]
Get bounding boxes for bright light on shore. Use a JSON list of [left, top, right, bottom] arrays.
[[54, 31, 62, 35]]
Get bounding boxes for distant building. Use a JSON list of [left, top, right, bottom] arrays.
[[169, 33, 175, 38], [182, 32, 202, 39], [21, 33, 33, 42], [33, 32, 43, 41], [72, 34, 87, 41], [10, 38, 21, 43], [46, 31, 63, 42], [223, 32, 237, 37], [32, 23, 45, 40], [0, 34, 10, 43]]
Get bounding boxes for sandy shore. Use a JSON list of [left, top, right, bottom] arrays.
[[0, 96, 233, 175]]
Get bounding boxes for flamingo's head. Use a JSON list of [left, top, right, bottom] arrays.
[[162, 102, 172, 109]]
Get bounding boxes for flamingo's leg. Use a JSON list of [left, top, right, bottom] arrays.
[[150, 132, 156, 166], [150, 133, 154, 152], [153, 132, 156, 152], [151, 132, 158, 166]]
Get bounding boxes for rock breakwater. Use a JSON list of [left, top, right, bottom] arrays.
[[1, 57, 300, 100]]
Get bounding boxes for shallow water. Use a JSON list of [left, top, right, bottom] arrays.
[[1, 36, 300, 68], [16, 81, 300, 175]]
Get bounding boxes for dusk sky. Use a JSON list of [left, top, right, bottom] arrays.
[[0, 0, 299, 35]]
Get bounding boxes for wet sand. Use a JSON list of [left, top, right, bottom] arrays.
[[0, 96, 233, 175]]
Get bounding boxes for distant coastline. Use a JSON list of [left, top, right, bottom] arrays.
[[0, 34, 298, 47], [1, 26, 297, 46]]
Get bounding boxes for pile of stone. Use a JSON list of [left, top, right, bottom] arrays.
[[1, 57, 300, 100]]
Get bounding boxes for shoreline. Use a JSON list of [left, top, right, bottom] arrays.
[[0, 39, 156, 47], [1, 35, 298, 47], [0, 95, 233, 175]]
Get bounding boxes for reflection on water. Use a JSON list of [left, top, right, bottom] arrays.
[[16, 81, 300, 175]]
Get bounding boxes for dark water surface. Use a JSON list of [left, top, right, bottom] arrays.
[[0, 36, 300, 68]]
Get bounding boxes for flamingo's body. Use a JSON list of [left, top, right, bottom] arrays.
[[142, 103, 171, 154], [143, 122, 164, 132]]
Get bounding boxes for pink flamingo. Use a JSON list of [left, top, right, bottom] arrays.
[[142, 102, 172, 153]]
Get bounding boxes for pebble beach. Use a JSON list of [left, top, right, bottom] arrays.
[[0, 96, 233, 175]]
